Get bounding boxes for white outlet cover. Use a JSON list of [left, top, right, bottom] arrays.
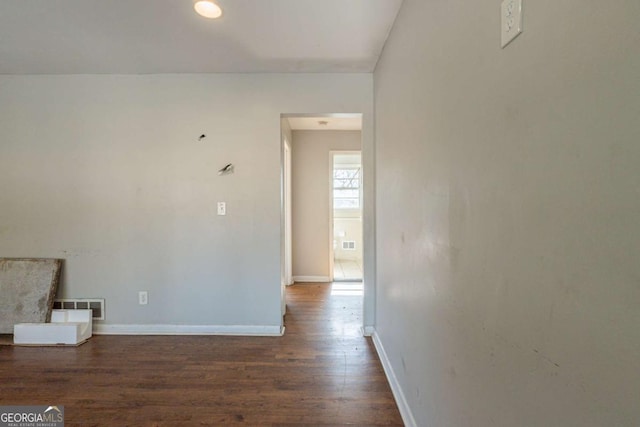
[[138, 291, 148, 305], [501, 0, 523, 48]]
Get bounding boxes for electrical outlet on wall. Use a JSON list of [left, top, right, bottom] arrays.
[[138, 291, 148, 305], [501, 0, 523, 48]]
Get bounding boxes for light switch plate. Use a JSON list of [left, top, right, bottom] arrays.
[[217, 202, 226, 216], [501, 0, 523, 48]]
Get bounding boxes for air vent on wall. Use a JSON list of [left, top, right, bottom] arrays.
[[53, 298, 105, 320], [342, 241, 356, 250]]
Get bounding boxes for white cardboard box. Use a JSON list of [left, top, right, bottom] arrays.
[[13, 309, 93, 345]]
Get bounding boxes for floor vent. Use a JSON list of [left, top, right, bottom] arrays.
[[342, 241, 356, 250], [53, 298, 105, 320]]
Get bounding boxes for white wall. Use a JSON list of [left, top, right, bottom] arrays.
[[291, 130, 361, 279], [0, 73, 373, 333], [374, 0, 640, 426]]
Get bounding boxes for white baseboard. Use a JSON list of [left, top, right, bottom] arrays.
[[94, 324, 284, 336], [371, 329, 418, 427], [293, 276, 331, 283], [362, 325, 375, 336]]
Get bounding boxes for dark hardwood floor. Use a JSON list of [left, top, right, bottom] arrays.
[[0, 283, 403, 426]]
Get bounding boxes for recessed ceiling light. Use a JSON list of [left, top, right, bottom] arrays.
[[194, 0, 222, 19]]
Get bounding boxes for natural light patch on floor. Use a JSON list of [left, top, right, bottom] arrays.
[[331, 282, 364, 296], [333, 259, 363, 281]]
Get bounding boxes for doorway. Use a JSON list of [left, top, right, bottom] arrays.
[[281, 112, 371, 333], [331, 152, 363, 281]]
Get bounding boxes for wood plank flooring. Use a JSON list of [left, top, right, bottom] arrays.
[[0, 283, 403, 426]]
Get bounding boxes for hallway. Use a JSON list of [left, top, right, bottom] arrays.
[[0, 284, 402, 426]]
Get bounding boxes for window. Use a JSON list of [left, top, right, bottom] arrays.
[[333, 167, 360, 209]]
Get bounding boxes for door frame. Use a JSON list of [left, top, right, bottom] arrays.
[[280, 120, 293, 320], [284, 138, 293, 287], [281, 112, 373, 335]]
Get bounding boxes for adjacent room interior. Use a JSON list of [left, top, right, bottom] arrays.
[[1, 0, 639, 426], [332, 152, 363, 282], [284, 114, 364, 285]]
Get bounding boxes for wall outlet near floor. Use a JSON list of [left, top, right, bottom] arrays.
[[138, 291, 148, 305]]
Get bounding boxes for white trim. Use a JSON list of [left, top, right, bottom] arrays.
[[94, 324, 284, 336], [282, 113, 362, 120], [362, 325, 375, 336], [293, 276, 331, 283], [371, 330, 418, 427]]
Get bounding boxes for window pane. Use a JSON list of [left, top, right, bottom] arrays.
[[333, 167, 360, 209], [334, 169, 359, 179], [334, 179, 360, 188]]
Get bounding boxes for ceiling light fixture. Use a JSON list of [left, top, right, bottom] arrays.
[[194, 0, 222, 19]]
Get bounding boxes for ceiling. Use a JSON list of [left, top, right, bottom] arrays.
[[0, 0, 403, 75], [287, 115, 362, 131]]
